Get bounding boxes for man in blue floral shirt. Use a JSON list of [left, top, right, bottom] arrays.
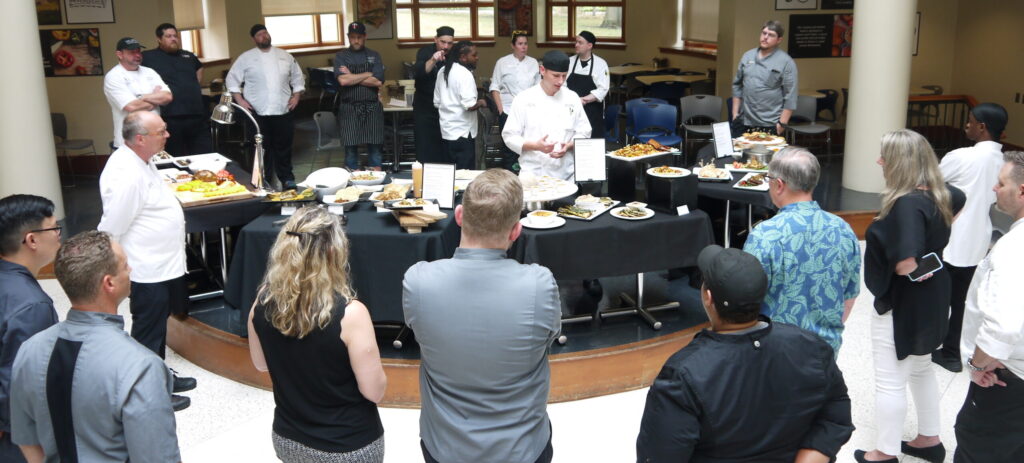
[[744, 147, 860, 354]]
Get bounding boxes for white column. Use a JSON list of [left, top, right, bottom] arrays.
[[842, 0, 918, 193], [0, 0, 65, 218]]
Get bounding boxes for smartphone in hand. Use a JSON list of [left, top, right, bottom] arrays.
[[908, 252, 943, 281]]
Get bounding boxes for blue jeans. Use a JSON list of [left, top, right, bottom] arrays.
[[345, 144, 383, 170]]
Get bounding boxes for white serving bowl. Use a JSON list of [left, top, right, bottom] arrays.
[[299, 167, 352, 195]]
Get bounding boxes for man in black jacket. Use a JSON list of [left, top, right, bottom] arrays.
[[412, 26, 454, 164], [636, 245, 853, 463]]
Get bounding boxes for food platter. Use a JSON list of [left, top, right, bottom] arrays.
[[349, 171, 387, 185], [694, 163, 733, 182], [610, 206, 655, 220], [521, 175, 578, 203], [725, 159, 769, 173], [556, 196, 620, 221], [646, 166, 691, 178], [383, 198, 437, 210], [733, 131, 787, 148], [262, 188, 317, 204], [733, 172, 770, 191], [606, 143, 679, 162]]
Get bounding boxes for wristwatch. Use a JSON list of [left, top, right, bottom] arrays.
[[966, 356, 986, 372]]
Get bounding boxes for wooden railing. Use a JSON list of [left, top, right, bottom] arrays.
[[906, 94, 978, 157]]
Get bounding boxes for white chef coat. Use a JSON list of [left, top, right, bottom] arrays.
[[226, 47, 305, 116], [489, 54, 540, 110], [940, 140, 1004, 267], [961, 218, 1024, 379], [433, 62, 479, 140], [97, 145, 186, 283], [103, 64, 169, 148], [567, 54, 610, 102], [502, 84, 592, 181]]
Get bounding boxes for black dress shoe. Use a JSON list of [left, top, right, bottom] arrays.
[[283, 181, 298, 191], [931, 350, 963, 373], [171, 394, 191, 412], [173, 374, 197, 393], [901, 441, 946, 463], [853, 450, 897, 463]]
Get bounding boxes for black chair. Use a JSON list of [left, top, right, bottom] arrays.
[[815, 89, 839, 122], [51, 112, 99, 187], [841, 88, 849, 118], [783, 95, 832, 158]]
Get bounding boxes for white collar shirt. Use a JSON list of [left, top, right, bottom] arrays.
[[97, 145, 185, 283], [567, 54, 610, 101], [433, 62, 479, 140], [961, 218, 1024, 378], [940, 140, 1004, 266], [225, 47, 305, 115], [103, 64, 169, 147], [501, 84, 592, 181], [489, 54, 540, 110]]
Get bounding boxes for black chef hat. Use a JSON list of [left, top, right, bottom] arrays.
[[250, 24, 267, 38], [578, 30, 597, 45], [436, 26, 455, 37], [541, 50, 570, 72]]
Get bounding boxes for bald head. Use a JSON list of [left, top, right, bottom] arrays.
[[122, 111, 168, 159], [769, 147, 820, 193]]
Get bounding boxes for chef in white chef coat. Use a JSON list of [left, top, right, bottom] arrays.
[[501, 50, 592, 181]]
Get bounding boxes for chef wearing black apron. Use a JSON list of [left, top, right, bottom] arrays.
[[335, 22, 386, 170], [413, 26, 454, 164], [567, 31, 609, 140]]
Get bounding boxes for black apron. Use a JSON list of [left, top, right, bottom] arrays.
[[338, 59, 385, 146], [567, 57, 604, 139]]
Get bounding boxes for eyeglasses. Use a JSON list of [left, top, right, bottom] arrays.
[[22, 226, 62, 243]]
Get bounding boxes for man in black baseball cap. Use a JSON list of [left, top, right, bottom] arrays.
[[637, 244, 853, 462], [116, 37, 145, 51], [335, 21, 386, 170]]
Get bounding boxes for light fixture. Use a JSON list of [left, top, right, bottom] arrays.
[[210, 93, 270, 194]]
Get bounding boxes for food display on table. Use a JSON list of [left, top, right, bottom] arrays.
[[608, 139, 676, 159], [733, 131, 787, 151], [728, 158, 768, 171], [153, 151, 173, 161], [389, 198, 432, 208], [696, 161, 732, 181], [521, 173, 578, 203], [575, 194, 614, 208], [557, 205, 594, 219], [349, 171, 387, 185], [371, 183, 411, 202], [733, 173, 770, 191], [739, 173, 767, 187], [646, 165, 691, 178], [610, 206, 655, 220], [521, 210, 565, 229], [332, 186, 363, 203], [266, 188, 315, 202]]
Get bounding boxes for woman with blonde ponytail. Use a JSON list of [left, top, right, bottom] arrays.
[[856, 129, 966, 463], [248, 206, 386, 463]]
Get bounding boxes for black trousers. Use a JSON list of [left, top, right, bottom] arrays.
[[129, 276, 187, 359], [442, 136, 476, 170], [164, 114, 214, 157], [413, 108, 445, 164], [954, 369, 1024, 462], [497, 112, 519, 171], [0, 432, 25, 463], [420, 436, 553, 463], [939, 263, 976, 357], [253, 112, 296, 184]]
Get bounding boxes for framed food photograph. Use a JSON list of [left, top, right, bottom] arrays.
[[64, 0, 115, 24], [358, 0, 393, 40], [40, 28, 103, 77], [37, 0, 63, 26], [497, 0, 533, 37], [776, 0, 818, 10]]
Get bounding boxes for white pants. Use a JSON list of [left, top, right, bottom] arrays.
[[871, 311, 941, 455]]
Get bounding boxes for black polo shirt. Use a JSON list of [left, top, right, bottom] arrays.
[[413, 43, 441, 110], [142, 48, 204, 117]]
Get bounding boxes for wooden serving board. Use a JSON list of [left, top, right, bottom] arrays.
[[391, 209, 447, 234]]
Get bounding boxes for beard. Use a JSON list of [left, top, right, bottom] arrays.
[[257, 38, 271, 49], [461, 60, 476, 71]]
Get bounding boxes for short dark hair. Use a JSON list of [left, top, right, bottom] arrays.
[[0, 195, 55, 256], [763, 20, 785, 38], [971, 102, 1008, 141], [443, 40, 475, 85], [55, 231, 119, 304], [155, 23, 177, 38]]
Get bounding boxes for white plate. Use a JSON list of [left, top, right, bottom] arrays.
[[610, 206, 655, 220], [724, 163, 769, 174], [520, 216, 566, 229], [646, 167, 691, 178], [606, 150, 678, 162], [559, 200, 620, 221], [321, 195, 359, 205], [733, 172, 770, 191], [523, 177, 578, 203], [368, 191, 406, 202], [349, 171, 387, 185]]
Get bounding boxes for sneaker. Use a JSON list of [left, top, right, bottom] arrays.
[[171, 394, 191, 412], [172, 370, 197, 393]]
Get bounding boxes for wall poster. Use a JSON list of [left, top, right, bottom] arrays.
[[64, 0, 115, 24], [358, 0, 394, 40], [788, 14, 854, 58], [497, 0, 533, 36], [40, 28, 103, 77], [37, 0, 63, 26]]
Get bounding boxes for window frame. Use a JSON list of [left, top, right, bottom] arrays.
[[180, 29, 203, 58], [262, 13, 345, 50], [396, 0, 496, 45], [545, 0, 626, 44]]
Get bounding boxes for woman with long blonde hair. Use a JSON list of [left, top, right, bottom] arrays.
[[248, 206, 386, 463], [857, 129, 965, 463]]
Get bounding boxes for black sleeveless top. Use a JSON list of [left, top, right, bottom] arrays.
[[252, 297, 383, 452]]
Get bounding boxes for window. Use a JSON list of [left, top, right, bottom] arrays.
[[547, 0, 625, 43], [396, 0, 495, 42], [264, 14, 343, 48], [180, 30, 203, 57]]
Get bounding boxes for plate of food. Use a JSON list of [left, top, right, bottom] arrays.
[[695, 162, 732, 182], [383, 198, 437, 210], [264, 188, 317, 203], [349, 170, 387, 186], [733, 131, 787, 149], [610, 206, 655, 220], [606, 140, 679, 161], [369, 183, 412, 203], [559, 195, 619, 221], [521, 173, 578, 203], [153, 151, 174, 165], [725, 158, 769, 173], [646, 165, 691, 178], [322, 186, 364, 210], [521, 210, 566, 229], [733, 172, 770, 191]]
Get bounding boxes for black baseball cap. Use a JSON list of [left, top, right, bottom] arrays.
[[436, 26, 454, 37], [250, 24, 267, 38], [697, 245, 767, 309], [541, 50, 570, 72], [348, 22, 367, 35], [578, 30, 597, 45], [116, 37, 145, 51]]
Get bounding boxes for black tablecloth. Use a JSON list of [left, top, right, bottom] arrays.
[[179, 162, 271, 233], [225, 201, 462, 324], [510, 208, 714, 280]]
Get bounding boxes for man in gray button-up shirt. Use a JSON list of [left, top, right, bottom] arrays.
[[404, 169, 561, 463], [732, 20, 798, 135], [10, 231, 179, 463]]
